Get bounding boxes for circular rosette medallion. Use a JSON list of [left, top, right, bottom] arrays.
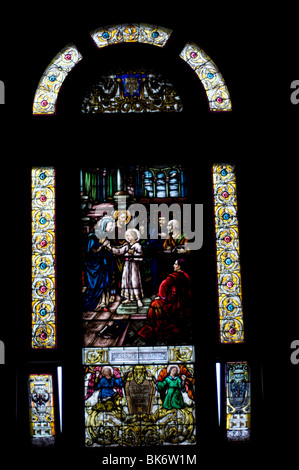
[[32, 254, 55, 277], [32, 186, 55, 210], [32, 299, 55, 322], [218, 272, 241, 295], [32, 323, 55, 348], [32, 209, 55, 231], [216, 227, 239, 250], [214, 204, 238, 228], [221, 318, 244, 343], [219, 294, 242, 318], [32, 276, 55, 300], [214, 182, 237, 205], [32, 231, 55, 254]]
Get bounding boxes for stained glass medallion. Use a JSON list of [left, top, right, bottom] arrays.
[[90, 23, 172, 49], [81, 71, 183, 113], [225, 362, 251, 441], [31, 167, 56, 348], [180, 42, 232, 112], [84, 346, 196, 447], [28, 374, 56, 446], [213, 164, 244, 343]]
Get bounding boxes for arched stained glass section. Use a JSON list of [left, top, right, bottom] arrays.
[[213, 164, 244, 343], [32, 44, 83, 115], [90, 23, 172, 48], [32, 24, 232, 115], [81, 70, 183, 113], [180, 42, 232, 112]]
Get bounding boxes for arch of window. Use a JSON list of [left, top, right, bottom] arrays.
[[90, 23, 172, 48], [32, 23, 232, 115], [180, 42, 232, 112], [32, 44, 83, 115]]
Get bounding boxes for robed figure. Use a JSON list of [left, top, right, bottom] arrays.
[[138, 258, 192, 341]]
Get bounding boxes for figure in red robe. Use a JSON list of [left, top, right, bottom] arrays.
[[138, 258, 192, 341]]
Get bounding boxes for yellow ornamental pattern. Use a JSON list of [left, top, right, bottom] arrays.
[[180, 42, 232, 112], [31, 168, 56, 348], [90, 23, 172, 48], [32, 44, 83, 115], [213, 164, 244, 343]]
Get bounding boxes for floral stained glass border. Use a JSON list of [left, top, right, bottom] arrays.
[[31, 167, 56, 348], [213, 164, 244, 343]]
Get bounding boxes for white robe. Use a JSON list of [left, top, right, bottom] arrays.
[[110, 242, 144, 300]]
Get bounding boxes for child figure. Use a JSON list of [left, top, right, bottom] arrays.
[[107, 228, 144, 307]]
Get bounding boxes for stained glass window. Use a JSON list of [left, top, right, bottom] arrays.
[[83, 346, 196, 447], [90, 23, 172, 49], [180, 42, 232, 112], [32, 44, 83, 115], [156, 171, 167, 197], [169, 169, 179, 197], [31, 167, 56, 348], [141, 166, 184, 199], [80, 163, 195, 446], [212, 164, 244, 343], [143, 170, 154, 197], [28, 374, 56, 446], [225, 362, 251, 441], [81, 71, 183, 113]]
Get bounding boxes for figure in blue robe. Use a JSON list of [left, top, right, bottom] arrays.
[[82, 216, 114, 312]]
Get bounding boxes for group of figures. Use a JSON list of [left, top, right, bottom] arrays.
[[84, 360, 196, 446], [81, 210, 192, 343], [81, 166, 195, 447]]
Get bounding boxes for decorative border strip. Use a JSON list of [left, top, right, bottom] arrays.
[[32, 44, 83, 115], [90, 23, 172, 49], [180, 42, 232, 112], [31, 167, 56, 348], [212, 164, 244, 343], [83, 346, 195, 365], [28, 374, 56, 446]]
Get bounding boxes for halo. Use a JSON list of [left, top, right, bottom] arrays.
[[125, 228, 140, 242], [101, 365, 114, 376], [167, 364, 180, 375], [113, 209, 131, 224]]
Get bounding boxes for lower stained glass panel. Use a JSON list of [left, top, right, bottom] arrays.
[[225, 362, 251, 441], [83, 346, 196, 447], [28, 374, 56, 446]]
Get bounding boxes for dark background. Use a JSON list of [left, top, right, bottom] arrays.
[[0, 2, 298, 466]]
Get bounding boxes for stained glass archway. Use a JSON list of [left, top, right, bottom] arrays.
[[32, 23, 232, 115]]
